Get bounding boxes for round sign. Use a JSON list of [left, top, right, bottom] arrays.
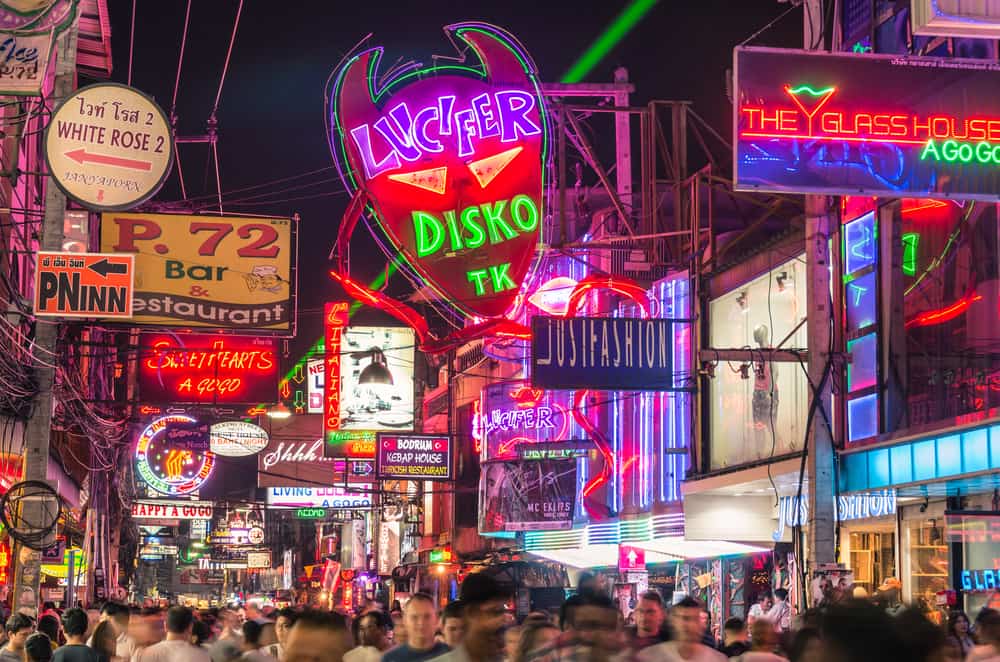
[[210, 421, 269, 457], [44, 82, 174, 211], [135, 415, 215, 496], [248, 526, 265, 545]]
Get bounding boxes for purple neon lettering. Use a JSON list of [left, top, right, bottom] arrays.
[[471, 92, 500, 139], [437, 95, 456, 135], [374, 103, 421, 162], [455, 108, 478, 157], [413, 106, 443, 153], [349, 124, 401, 178], [495, 90, 541, 142]]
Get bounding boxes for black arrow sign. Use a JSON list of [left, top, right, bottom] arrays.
[[89, 258, 128, 278]]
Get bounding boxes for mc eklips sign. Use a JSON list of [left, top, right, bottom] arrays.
[[45, 83, 173, 211]]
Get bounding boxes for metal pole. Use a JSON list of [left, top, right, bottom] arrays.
[[66, 549, 76, 608], [13, 21, 77, 615]]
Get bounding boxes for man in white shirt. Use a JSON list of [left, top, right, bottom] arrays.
[[746, 593, 773, 628], [639, 597, 725, 662], [765, 589, 790, 633], [139, 606, 211, 662]]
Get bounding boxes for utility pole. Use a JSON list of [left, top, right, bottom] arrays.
[[12, 20, 77, 613], [803, 0, 837, 577]]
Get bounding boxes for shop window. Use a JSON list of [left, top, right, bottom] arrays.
[[904, 519, 949, 614], [849, 531, 896, 595], [708, 258, 809, 470]]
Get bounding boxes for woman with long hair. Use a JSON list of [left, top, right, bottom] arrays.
[[89, 620, 117, 662], [948, 611, 975, 658], [513, 622, 559, 662]]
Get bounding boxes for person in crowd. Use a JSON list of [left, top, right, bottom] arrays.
[[345, 610, 391, 662], [211, 609, 243, 662], [741, 619, 787, 662], [527, 590, 622, 662], [819, 599, 908, 662], [53, 608, 101, 662], [1, 612, 35, 662], [138, 606, 211, 662], [239, 620, 277, 662], [577, 573, 601, 596], [719, 618, 749, 658], [440, 603, 464, 651], [90, 621, 117, 662], [192, 621, 213, 649], [283, 610, 352, 662], [947, 610, 975, 658], [747, 594, 772, 629], [382, 594, 449, 662], [429, 574, 511, 662], [265, 607, 297, 661], [504, 626, 521, 662], [766, 589, 791, 634], [786, 628, 821, 662], [37, 615, 61, 650], [245, 604, 266, 626], [630, 591, 669, 653], [103, 604, 136, 662], [638, 597, 725, 662], [513, 623, 558, 662], [875, 578, 904, 616], [25, 633, 54, 662], [389, 610, 406, 648]]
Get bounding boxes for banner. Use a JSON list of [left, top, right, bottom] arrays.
[[100, 213, 295, 332], [735, 47, 1000, 201], [376, 433, 452, 481], [478, 459, 576, 533], [531, 317, 674, 390]]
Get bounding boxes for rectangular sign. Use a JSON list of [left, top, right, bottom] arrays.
[[131, 500, 214, 520], [34, 251, 134, 318], [479, 459, 577, 533], [531, 317, 674, 390], [324, 302, 350, 449], [138, 333, 278, 404], [734, 47, 1000, 201], [307, 358, 324, 414], [376, 433, 452, 481], [165, 421, 211, 452], [619, 545, 646, 572], [258, 436, 336, 489], [946, 511, 1000, 544], [265, 485, 372, 509], [247, 551, 272, 569], [99, 213, 295, 332], [0, 32, 54, 96]]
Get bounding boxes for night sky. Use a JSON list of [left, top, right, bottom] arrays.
[[107, 1, 802, 361]]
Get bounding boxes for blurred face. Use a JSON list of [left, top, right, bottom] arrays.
[[465, 600, 510, 658], [635, 598, 664, 638], [572, 605, 621, 653], [358, 615, 387, 650], [404, 600, 438, 650], [532, 626, 559, 652], [442, 617, 465, 648], [276, 616, 292, 645], [956, 616, 969, 635], [504, 628, 521, 660], [761, 596, 773, 611], [671, 607, 705, 645], [284, 624, 351, 662]]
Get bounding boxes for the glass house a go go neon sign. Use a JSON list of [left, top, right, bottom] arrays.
[[734, 47, 1000, 202]]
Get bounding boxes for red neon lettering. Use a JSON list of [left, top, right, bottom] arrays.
[[931, 116, 952, 139], [913, 115, 932, 140], [820, 112, 841, 134], [779, 110, 799, 132]]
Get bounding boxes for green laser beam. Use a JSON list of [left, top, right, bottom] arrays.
[[787, 84, 835, 97], [561, 0, 659, 83]]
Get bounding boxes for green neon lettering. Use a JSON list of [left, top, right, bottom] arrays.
[[976, 142, 993, 163], [942, 140, 959, 162], [413, 211, 444, 257], [467, 269, 489, 295], [958, 143, 973, 163], [481, 200, 517, 244], [443, 210, 463, 251], [920, 139, 939, 161], [994, 144, 1000, 164], [901, 233, 919, 277], [510, 195, 539, 232], [460, 206, 487, 249], [488, 263, 517, 292]]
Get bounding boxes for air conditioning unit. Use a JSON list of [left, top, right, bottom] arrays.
[[912, 0, 1000, 37]]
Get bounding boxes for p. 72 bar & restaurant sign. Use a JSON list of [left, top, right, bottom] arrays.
[[734, 47, 1000, 201], [100, 213, 296, 333]]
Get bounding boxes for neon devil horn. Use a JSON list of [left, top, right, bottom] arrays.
[[328, 22, 550, 319]]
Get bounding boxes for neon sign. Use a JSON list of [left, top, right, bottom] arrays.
[[735, 47, 1000, 201], [327, 22, 549, 340], [324, 302, 349, 452], [138, 333, 278, 404], [135, 415, 215, 495], [479, 381, 573, 461]]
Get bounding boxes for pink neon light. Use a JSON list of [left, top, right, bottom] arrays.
[[905, 290, 982, 329]]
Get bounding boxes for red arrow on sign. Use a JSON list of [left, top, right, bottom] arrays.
[[64, 148, 152, 172]]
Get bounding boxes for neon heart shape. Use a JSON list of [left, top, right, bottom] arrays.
[[327, 22, 549, 319]]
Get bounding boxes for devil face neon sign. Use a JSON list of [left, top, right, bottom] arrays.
[[734, 47, 1000, 202], [328, 22, 549, 320]]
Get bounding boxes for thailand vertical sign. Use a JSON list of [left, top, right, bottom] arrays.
[[324, 302, 349, 455]]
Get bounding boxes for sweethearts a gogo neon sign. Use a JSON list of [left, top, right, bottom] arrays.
[[327, 22, 549, 326]]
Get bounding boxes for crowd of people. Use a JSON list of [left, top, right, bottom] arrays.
[[2, 578, 1000, 662]]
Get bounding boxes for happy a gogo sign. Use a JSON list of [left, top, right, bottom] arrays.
[[326, 22, 549, 350]]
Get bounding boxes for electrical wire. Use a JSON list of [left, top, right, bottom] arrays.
[[127, 0, 137, 86], [211, 0, 244, 118]]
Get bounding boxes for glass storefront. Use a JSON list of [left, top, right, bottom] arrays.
[[902, 501, 949, 622]]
